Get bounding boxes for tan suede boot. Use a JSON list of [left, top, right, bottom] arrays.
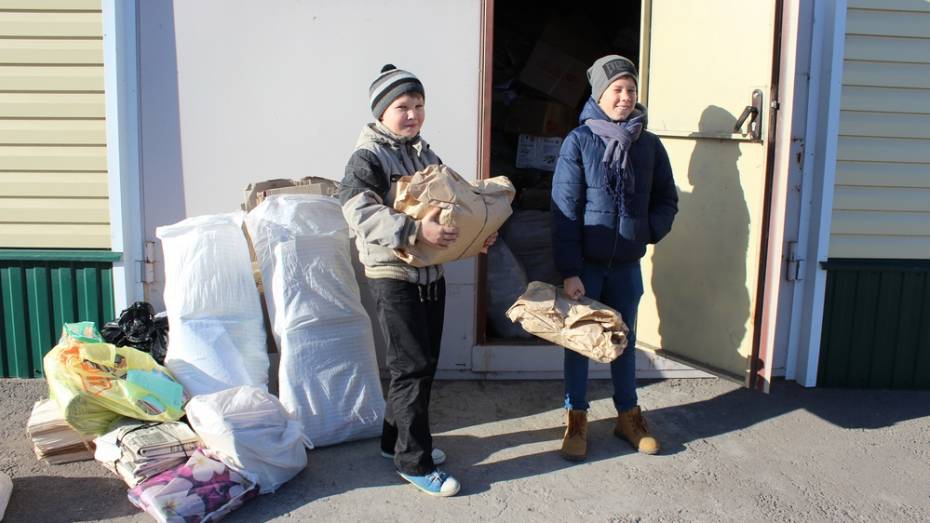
[[560, 410, 588, 462], [615, 405, 660, 455]]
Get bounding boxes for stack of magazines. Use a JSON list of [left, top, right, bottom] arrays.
[[26, 399, 95, 464], [94, 418, 201, 487]]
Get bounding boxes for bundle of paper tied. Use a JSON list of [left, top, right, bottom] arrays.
[[393, 164, 515, 266], [26, 399, 95, 464], [506, 281, 630, 363], [94, 418, 201, 487]]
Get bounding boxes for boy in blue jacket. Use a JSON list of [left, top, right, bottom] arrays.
[[551, 55, 678, 461]]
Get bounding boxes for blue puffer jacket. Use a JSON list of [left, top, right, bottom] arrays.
[[551, 98, 678, 279]]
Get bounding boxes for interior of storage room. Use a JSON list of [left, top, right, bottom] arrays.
[[485, 0, 641, 341]]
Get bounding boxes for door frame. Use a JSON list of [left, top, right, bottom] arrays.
[[783, 0, 848, 387], [474, 0, 494, 346], [103, 0, 145, 312]]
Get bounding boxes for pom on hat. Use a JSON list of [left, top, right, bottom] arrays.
[[381, 64, 396, 73]]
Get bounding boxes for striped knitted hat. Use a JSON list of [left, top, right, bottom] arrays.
[[369, 64, 425, 119]]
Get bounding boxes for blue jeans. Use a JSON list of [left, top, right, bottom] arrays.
[[564, 260, 643, 413]]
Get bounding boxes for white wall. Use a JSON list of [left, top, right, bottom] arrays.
[[138, 0, 483, 368], [139, 0, 481, 216]]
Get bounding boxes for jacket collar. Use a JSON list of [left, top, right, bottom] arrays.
[[356, 122, 425, 156]]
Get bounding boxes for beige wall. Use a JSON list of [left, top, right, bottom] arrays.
[[0, 0, 109, 248], [830, 0, 930, 259]]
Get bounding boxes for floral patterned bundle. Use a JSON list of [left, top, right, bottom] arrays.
[[128, 448, 258, 523]]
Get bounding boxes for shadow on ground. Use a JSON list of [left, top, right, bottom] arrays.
[[224, 378, 930, 520], [5, 475, 139, 522]]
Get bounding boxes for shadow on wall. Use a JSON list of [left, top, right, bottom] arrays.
[[138, 0, 187, 311], [650, 105, 752, 376]]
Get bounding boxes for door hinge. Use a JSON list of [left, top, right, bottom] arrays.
[[142, 241, 156, 284], [786, 241, 804, 281]]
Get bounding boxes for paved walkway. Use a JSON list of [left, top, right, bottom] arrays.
[[2, 378, 929, 522]]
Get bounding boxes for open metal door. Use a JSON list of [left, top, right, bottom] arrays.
[[636, 0, 779, 386]]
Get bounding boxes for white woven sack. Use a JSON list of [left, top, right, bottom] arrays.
[[0, 470, 11, 521], [245, 195, 384, 447], [156, 212, 269, 396], [185, 386, 311, 494]]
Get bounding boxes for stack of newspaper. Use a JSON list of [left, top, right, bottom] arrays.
[[94, 418, 201, 487], [26, 399, 95, 464]]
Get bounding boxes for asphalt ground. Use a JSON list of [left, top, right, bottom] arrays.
[[2, 377, 929, 522]]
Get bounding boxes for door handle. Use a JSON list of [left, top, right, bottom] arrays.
[[733, 89, 763, 141]]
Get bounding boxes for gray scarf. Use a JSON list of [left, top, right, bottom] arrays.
[[584, 108, 645, 219]]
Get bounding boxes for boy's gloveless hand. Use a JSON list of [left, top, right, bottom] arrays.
[[418, 206, 459, 248], [564, 276, 585, 300]]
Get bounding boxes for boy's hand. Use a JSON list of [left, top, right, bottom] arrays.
[[418, 206, 459, 248], [480, 232, 498, 254], [563, 276, 585, 300]]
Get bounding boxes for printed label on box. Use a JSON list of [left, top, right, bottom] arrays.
[[515, 135, 563, 171]]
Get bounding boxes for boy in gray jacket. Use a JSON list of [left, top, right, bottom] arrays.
[[340, 64, 491, 497]]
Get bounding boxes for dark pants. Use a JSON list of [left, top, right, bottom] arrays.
[[368, 277, 445, 475], [564, 260, 643, 413]]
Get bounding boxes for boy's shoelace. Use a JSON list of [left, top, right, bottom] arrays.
[[427, 470, 448, 485]]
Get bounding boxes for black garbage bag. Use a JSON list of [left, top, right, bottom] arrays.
[[101, 301, 169, 365]]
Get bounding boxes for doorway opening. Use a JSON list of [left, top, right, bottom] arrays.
[[481, 0, 642, 343]]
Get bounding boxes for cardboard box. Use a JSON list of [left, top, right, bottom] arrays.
[[519, 40, 589, 107], [505, 98, 576, 137], [240, 175, 339, 355], [242, 176, 339, 212], [515, 134, 563, 171]]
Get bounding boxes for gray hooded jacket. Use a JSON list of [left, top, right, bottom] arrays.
[[339, 123, 444, 284]]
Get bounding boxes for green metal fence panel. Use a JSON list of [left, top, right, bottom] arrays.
[[26, 266, 53, 378], [819, 259, 930, 389], [0, 251, 116, 378], [1, 266, 29, 377], [51, 267, 76, 331], [76, 267, 100, 323]]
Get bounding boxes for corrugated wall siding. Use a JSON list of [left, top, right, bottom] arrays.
[[818, 1, 930, 388], [819, 260, 930, 389], [0, 0, 110, 248], [1, 254, 115, 378], [831, 0, 930, 259]]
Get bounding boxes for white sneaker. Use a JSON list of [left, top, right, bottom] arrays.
[[381, 447, 446, 465]]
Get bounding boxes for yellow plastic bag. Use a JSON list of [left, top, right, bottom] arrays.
[[44, 323, 187, 436]]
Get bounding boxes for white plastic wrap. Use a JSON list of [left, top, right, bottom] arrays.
[[185, 386, 311, 494], [156, 212, 269, 396], [0, 470, 10, 521], [501, 210, 562, 285], [487, 239, 531, 339], [245, 195, 385, 447]]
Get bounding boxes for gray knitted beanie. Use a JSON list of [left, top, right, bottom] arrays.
[[587, 55, 638, 102], [369, 64, 425, 119]]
